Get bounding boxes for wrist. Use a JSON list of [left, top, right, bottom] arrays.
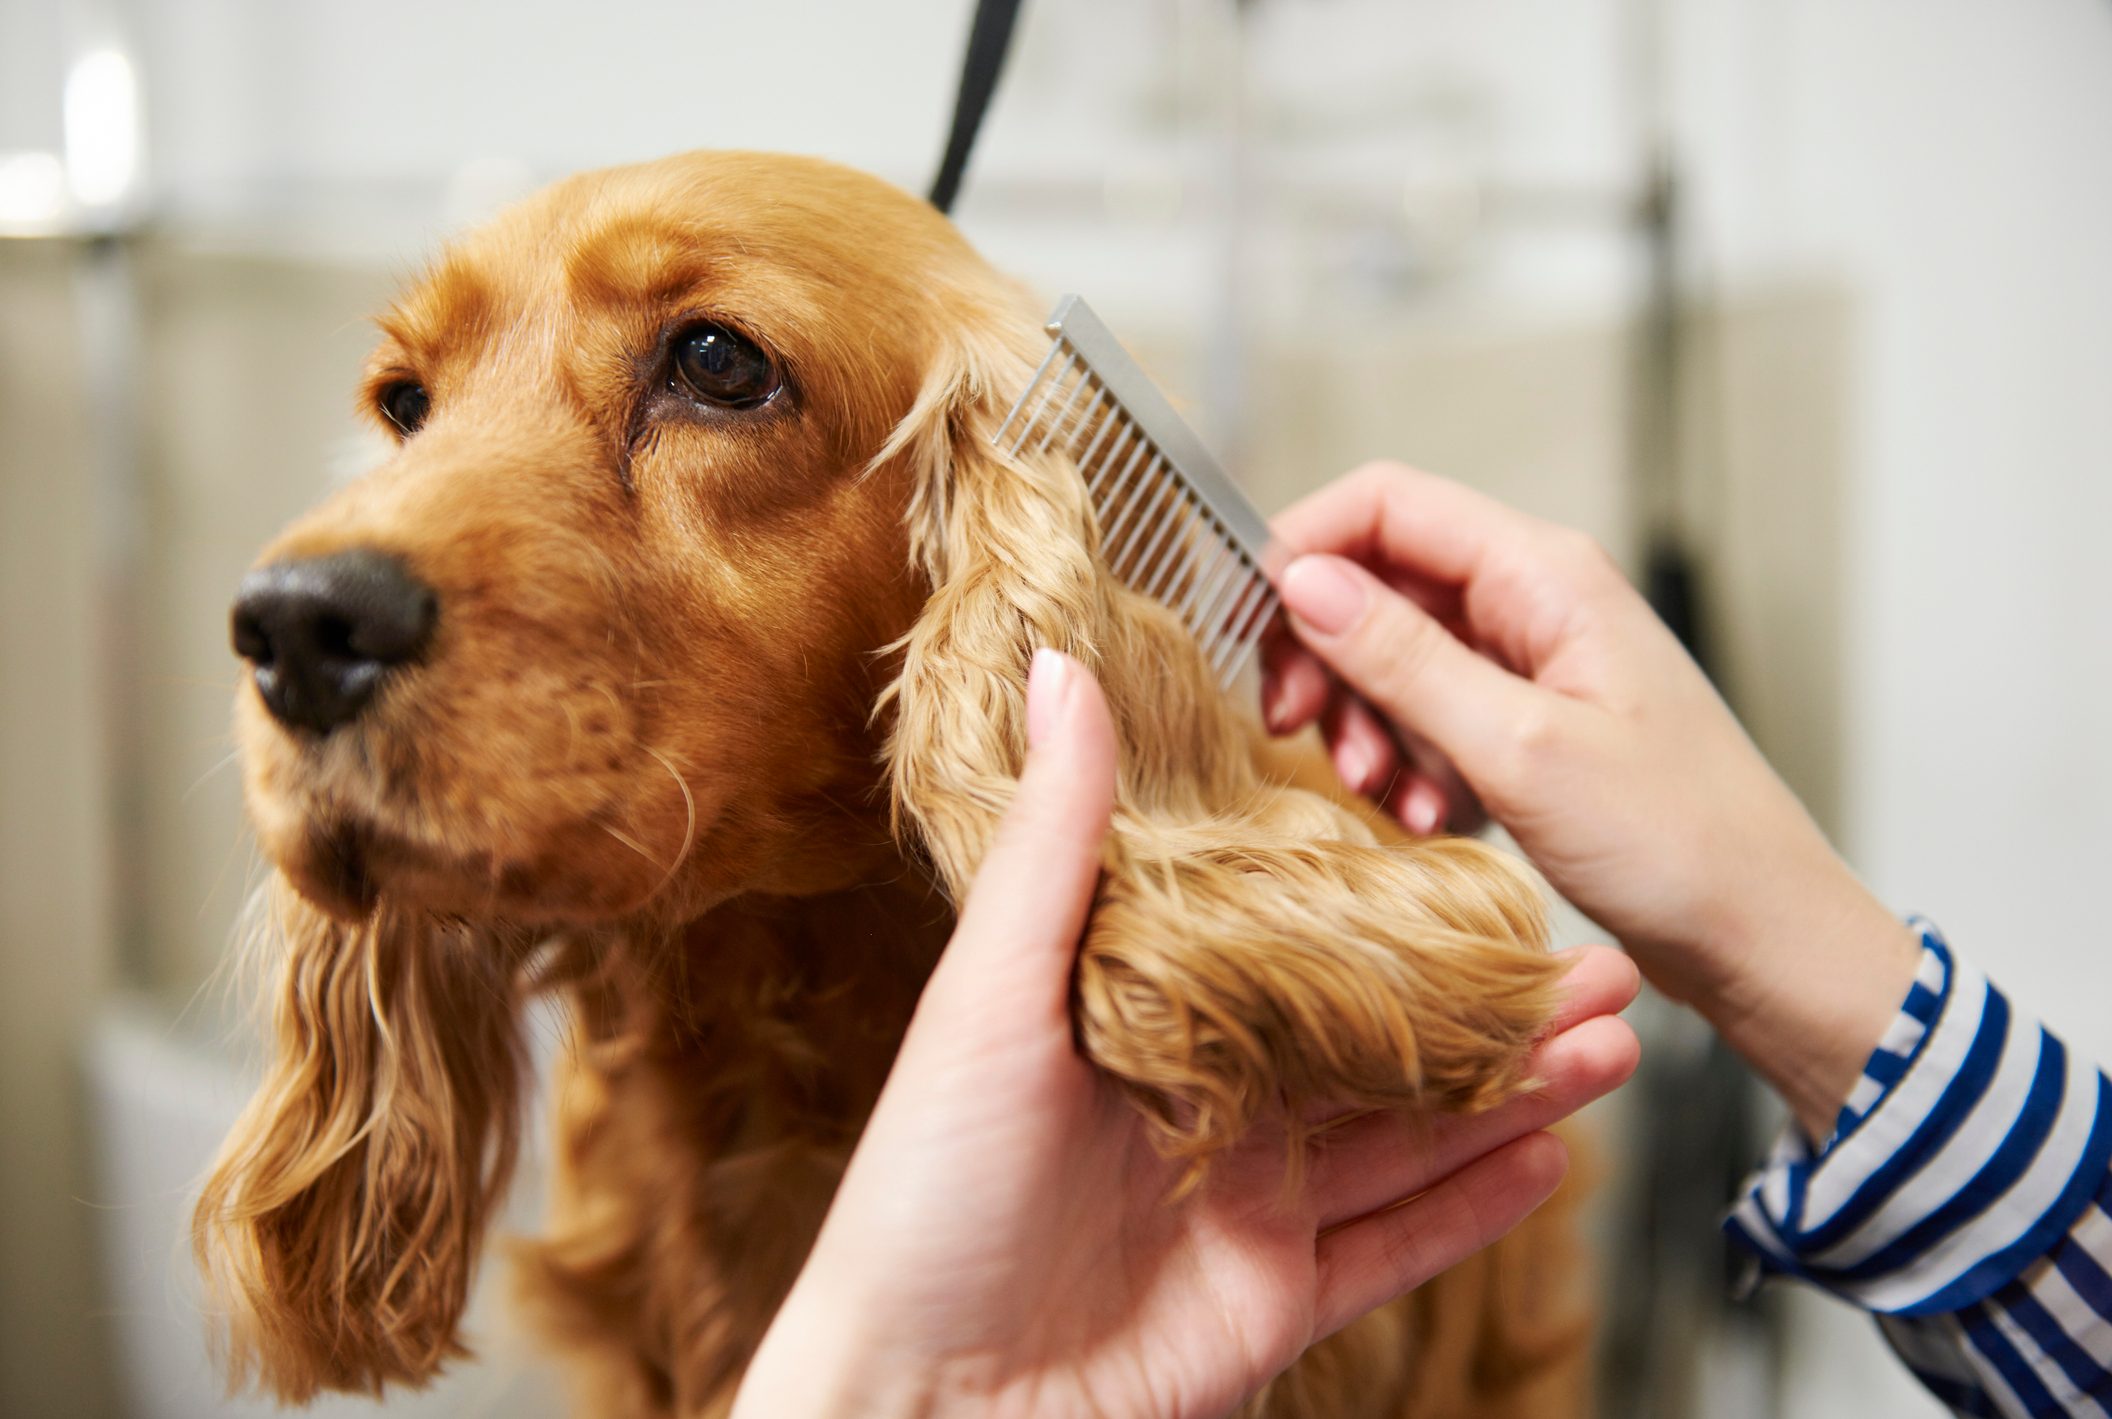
[[734, 1273, 940, 1419], [1694, 861, 1922, 1141]]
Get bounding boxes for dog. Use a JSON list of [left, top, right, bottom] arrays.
[[195, 150, 1593, 1417]]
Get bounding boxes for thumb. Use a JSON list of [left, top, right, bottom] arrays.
[[1279, 554, 1541, 779], [938, 649, 1117, 1016]]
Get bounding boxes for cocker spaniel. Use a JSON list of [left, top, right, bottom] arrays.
[[196, 150, 1592, 1417]]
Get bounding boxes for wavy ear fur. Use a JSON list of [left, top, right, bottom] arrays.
[[192, 881, 530, 1401], [881, 301, 1566, 1160]]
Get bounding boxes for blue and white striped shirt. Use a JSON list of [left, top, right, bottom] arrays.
[[1726, 922, 2112, 1416]]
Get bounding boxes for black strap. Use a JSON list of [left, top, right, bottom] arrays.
[[928, 0, 1027, 214]]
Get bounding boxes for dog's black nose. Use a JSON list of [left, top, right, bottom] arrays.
[[231, 550, 436, 736]]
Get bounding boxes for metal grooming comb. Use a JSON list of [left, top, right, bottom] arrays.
[[994, 295, 1280, 690]]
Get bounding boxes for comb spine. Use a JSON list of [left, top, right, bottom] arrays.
[[1043, 296, 1278, 568]]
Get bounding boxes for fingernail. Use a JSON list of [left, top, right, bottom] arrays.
[[1336, 740, 1375, 794], [1281, 556, 1367, 637], [1027, 648, 1070, 748], [1403, 781, 1443, 836]]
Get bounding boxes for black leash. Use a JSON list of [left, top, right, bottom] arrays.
[[928, 0, 1027, 214]]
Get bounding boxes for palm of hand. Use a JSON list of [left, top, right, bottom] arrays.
[[902, 1032, 1326, 1419]]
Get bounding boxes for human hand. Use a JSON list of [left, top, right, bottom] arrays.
[[1263, 463, 1918, 1138], [732, 649, 1641, 1419]]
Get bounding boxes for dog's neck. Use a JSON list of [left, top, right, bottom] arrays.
[[536, 868, 952, 1403]]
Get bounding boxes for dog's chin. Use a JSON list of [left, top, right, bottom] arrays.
[[270, 814, 684, 928], [281, 820, 384, 923]]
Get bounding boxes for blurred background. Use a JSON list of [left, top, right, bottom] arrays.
[[3, 1, 2109, 1415]]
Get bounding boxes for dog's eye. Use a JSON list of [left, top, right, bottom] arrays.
[[670, 323, 780, 408], [379, 380, 431, 435]]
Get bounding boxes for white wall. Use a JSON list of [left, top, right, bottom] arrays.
[[1668, 0, 2112, 1051], [1794, 2, 2112, 1053], [1667, 6, 2112, 1413]]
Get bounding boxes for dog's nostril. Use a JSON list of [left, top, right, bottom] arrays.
[[312, 613, 357, 661], [230, 605, 274, 667], [230, 549, 438, 737]]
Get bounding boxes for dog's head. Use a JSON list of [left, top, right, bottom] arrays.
[[232, 150, 1035, 928], [198, 150, 1060, 1400]]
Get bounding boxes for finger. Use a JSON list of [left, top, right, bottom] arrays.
[[1274, 464, 1636, 681], [1280, 553, 1549, 778], [1261, 566, 1466, 741], [1309, 1014, 1636, 1229], [1329, 696, 1401, 800], [1306, 947, 1636, 1218], [1272, 462, 1540, 589], [1261, 631, 1332, 735], [1312, 1132, 1569, 1342], [939, 649, 1117, 1019], [1395, 716, 1486, 828], [1376, 566, 1465, 627], [1542, 944, 1643, 1036], [1438, 777, 1490, 835], [1385, 772, 1449, 837]]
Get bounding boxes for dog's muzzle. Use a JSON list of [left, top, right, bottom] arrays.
[[231, 549, 436, 737]]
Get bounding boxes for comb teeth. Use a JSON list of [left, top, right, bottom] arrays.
[[995, 296, 1280, 691]]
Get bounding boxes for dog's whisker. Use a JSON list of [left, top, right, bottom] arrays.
[[184, 750, 243, 803], [595, 820, 665, 868], [637, 744, 698, 903], [192, 821, 259, 932]]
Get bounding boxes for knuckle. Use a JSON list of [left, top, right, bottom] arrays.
[[1548, 525, 1598, 567], [1348, 457, 1410, 486], [1377, 1214, 1437, 1284], [1490, 697, 1566, 790], [1347, 458, 1423, 502], [1362, 602, 1444, 703], [1550, 527, 1620, 588]]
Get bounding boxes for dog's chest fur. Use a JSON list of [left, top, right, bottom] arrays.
[[513, 874, 952, 1416]]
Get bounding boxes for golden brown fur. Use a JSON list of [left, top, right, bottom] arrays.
[[194, 150, 1592, 1416]]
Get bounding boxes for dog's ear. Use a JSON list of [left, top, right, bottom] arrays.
[[193, 881, 529, 1401], [873, 307, 1284, 880], [873, 309, 1133, 887], [879, 310, 1566, 1164]]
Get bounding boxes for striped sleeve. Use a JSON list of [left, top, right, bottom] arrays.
[[1724, 922, 2112, 1416]]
